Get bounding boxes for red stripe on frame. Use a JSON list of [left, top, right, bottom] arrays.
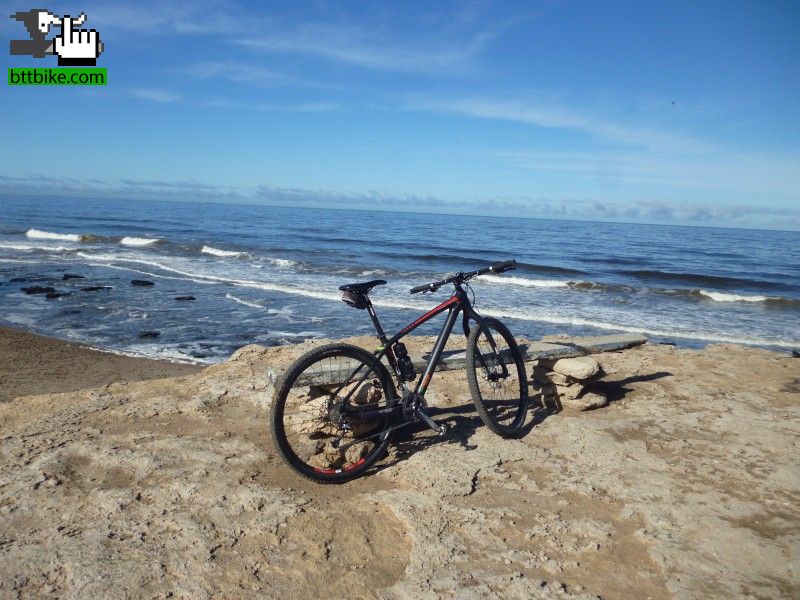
[[401, 296, 458, 334]]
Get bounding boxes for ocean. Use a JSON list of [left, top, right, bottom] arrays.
[[1, 195, 798, 363]]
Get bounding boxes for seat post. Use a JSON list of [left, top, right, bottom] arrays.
[[365, 297, 388, 344]]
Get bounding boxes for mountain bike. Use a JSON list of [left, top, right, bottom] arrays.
[[270, 260, 529, 483]]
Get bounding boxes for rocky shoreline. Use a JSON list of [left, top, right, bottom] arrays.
[[0, 331, 798, 598]]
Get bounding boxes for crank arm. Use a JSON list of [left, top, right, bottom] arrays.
[[416, 409, 447, 435]]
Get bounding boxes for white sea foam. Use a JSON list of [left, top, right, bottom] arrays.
[[698, 290, 769, 303], [267, 257, 296, 267], [225, 293, 264, 309], [0, 242, 72, 252], [120, 237, 160, 247], [269, 330, 324, 339], [479, 274, 570, 288], [25, 229, 83, 242], [202, 246, 244, 258], [115, 344, 212, 364]]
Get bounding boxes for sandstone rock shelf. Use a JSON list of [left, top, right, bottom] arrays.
[[1, 330, 797, 599]]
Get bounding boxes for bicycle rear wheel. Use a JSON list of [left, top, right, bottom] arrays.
[[270, 343, 397, 483], [466, 317, 529, 437]]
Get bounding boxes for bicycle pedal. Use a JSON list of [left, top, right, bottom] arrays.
[[437, 423, 449, 437]]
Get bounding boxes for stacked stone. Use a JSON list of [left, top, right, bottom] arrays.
[[532, 356, 607, 411]]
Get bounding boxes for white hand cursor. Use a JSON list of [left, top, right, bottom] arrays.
[[53, 13, 103, 66]]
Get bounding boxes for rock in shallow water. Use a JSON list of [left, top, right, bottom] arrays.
[[62, 273, 85, 280], [138, 331, 160, 339], [174, 295, 196, 301], [21, 286, 56, 295], [131, 279, 155, 287]]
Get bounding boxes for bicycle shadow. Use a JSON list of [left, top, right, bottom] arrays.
[[370, 405, 484, 474], [370, 370, 673, 474], [370, 392, 556, 474]]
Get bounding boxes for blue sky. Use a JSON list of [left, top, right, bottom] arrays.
[[1, 0, 799, 229]]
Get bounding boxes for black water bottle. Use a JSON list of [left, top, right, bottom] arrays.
[[393, 342, 416, 381]]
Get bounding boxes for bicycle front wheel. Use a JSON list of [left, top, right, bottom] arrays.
[[466, 317, 529, 438], [270, 343, 397, 483]]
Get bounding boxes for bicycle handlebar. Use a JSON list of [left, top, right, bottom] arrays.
[[409, 259, 516, 294]]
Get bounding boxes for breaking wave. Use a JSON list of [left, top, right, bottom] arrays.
[[650, 287, 800, 307], [620, 269, 794, 292], [25, 229, 85, 242], [698, 290, 768, 303], [120, 237, 160, 247], [479, 274, 570, 288], [695, 289, 800, 307], [480, 275, 633, 293], [202, 246, 245, 258]]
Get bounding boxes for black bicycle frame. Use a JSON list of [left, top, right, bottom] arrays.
[[367, 284, 485, 397]]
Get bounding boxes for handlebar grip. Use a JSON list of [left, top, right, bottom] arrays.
[[489, 259, 516, 274], [410, 283, 433, 294]]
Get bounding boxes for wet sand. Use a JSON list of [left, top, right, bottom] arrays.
[[0, 325, 202, 403]]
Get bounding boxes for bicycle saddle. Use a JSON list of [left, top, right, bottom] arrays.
[[338, 279, 387, 294]]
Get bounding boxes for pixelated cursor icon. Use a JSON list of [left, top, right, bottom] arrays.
[[9, 10, 103, 64], [53, 13, 104, 66]]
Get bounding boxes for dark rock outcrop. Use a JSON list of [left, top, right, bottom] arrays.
[[21, 286, 56, 295]]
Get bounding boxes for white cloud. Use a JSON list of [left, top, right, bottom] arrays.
[[236, 23, 497, 75], [409, 95, 800, 200], [411, 95, 716, 154]]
